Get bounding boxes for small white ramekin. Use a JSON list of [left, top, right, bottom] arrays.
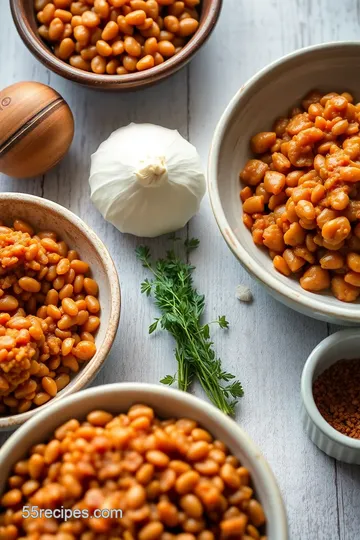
[[301, 329, 360, 464]]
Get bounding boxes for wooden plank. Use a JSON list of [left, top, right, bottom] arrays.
[[0, 1, 359, 539]]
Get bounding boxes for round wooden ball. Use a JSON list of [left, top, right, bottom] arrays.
[[0, 81, 74, 178]]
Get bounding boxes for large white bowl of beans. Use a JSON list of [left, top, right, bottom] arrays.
[[0, 193, 120, 430], [209, 42, 360, 324], [0, 383, 288, 539]]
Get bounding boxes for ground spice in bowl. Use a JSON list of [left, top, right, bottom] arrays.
[[313, 359, 360, 439]]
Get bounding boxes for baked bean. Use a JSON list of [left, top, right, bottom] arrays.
[[300, 265, 330, 291], [94, 0, 110, 18], [61, 337, 75, 356], [262, 225, 284, 252], [146, 450, 170, 468], [91, 53, 106, 74], [33, 392, 51, 406], [248, 499, 266, 527], [57, 37, 75, 59], [18, 277, 41, 293], [136, 54, 154, 70], [347, 252, 360, 272], [82, 10, 101, 27], [243, 196, 265, 214], [264, 170, 286, 195], [157, 40, 175, 56], [322, 217, 351, 244], [176, 471, 200, 494], [154, 51, 165, 65], [100, 20, 118, 41], [72, 340, 96, 361], [55, 373, 70, 391], [126, 483, 147, 508], [1, 489, 22, 507], [240, 160, 268, 186], [139, 522, 164, 540], [283, 222, 305, 246], [164, 14, 180, 33], [221, 515, 247, 536], [80, 315, 99, 333], [69, 55, 91, 70], [272, 152, 291, 173], [179, 493, 203, 518], [44, 439, 61, 464], [83, 278, 99, 296], [41, 3, 56, 24], [125, 9, 147, 25], [124, 35, 142, 56], [86, 410, 113, 426], [96, 39, 113, 56], [251, 132, 276, 154], [105, 58, 119, 74], [178, 17, 198, 36], [58, 283, 74, 300], [320, 252, 344, 270]]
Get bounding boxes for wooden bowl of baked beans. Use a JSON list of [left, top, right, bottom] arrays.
[[0, 193, 120, 430], [10, 0, 222, 90], [0, 383, 288, 539], [209, 42, 360, 325]]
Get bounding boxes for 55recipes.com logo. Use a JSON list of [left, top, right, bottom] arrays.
[[22, 506, 123, 521]]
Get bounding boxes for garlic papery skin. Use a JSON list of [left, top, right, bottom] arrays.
[[89, 123, 206, 238], [136, 155, 168, 187]]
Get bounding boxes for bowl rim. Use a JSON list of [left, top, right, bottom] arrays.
[[0, 382, 289, 538], [301, 328, 360, 450], [208, 40, 360, 323], [10, 0, 223, 89], [0, 192, 121, 430]]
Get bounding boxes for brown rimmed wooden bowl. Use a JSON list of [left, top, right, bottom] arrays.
[[0, 193, 121, 431], [10, 0, 222, 91]]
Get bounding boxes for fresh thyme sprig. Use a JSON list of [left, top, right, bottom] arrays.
[[136, 238, 243, 415]]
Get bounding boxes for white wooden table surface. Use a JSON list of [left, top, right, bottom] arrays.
[[1, 1, 360, 538]]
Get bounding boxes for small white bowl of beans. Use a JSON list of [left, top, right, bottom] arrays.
[[0, 383, 288, 539], [209, 41, 360, 324], [0, 193, 120, 430]]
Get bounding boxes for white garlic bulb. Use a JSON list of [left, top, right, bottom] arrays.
[[89, 123, 206, 238]]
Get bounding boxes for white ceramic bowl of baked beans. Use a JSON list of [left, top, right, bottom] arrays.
[[0, 383, 288, 539], [0, 193, 121, 431], [209, 41, 360, 325]]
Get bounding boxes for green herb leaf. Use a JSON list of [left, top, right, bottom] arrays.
[[149, 319, 159, 334], [184, 237, 200, 253], [135, 245, 151, 265], [228, 381, 244, 398], [218, 315, 229, 329], [160, 374, 176, 386], [141, 279, 152, 296], [203, 324, 210, 340]]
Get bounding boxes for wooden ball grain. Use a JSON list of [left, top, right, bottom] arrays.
[[0, 81, 74, 178]]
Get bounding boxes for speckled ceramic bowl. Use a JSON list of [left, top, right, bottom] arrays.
[[301, 329, 360, 464], [0, 383, 288, 539], [0, 193, 121, 431], [208, 42, 360, 325]]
